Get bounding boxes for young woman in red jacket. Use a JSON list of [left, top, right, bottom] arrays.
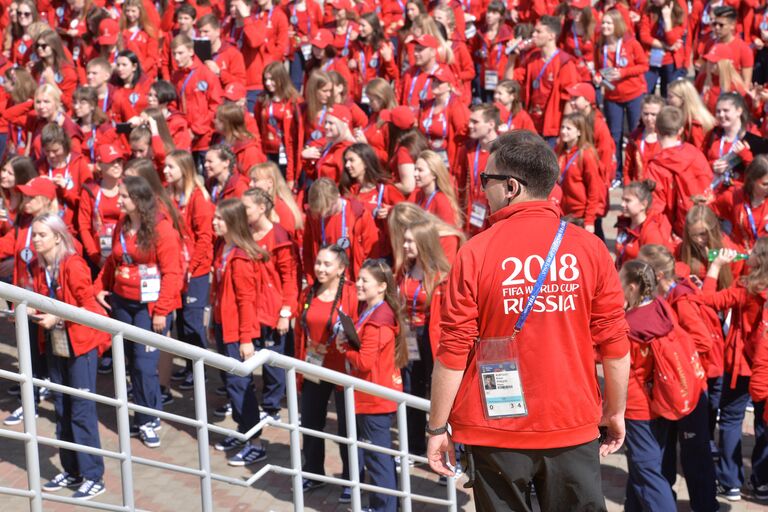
[[705, 93, 758, 190], [249, 162, 305, 240], [356, 79, 397, 166], [560, 0, 598, 82], [39, 123, 93, 233], [209, 198, 268, 466], [300, 104, 356, 184], [494, 79, 536, 133], [638, 0, 687, 96], [300, 70, 336, 149], [385, 107, 425, 196], [77, 144, 125, 272], [119, 0, 160, 79], [623, 94, 664, 184], [341, 143, 406, 259], [470, 1, 514, 103], [619, 260, 683, 511], [284, 0, 324, 90], [433, 6, 474, 106], [712, 156, 768, 252], [31, 30, 78, 109], [95, 176, 183, 449], [30, 213, 110, 500], [0, 156, 37, 238], [615, 180, 673, 268], [636, 245, 719, 511], [111, 51, 154, 123], [389, 201, 465, 267], [205, 145, 250, 204], [22, 84, 83, 161], [337, 258, 407, 512], [555, 113, 603, 233], [410, 150, 463, 229], [305, 29, 355, 94], [163, 150, 215, 389], [667, 78, 716, 148], [329, 71, 369, 131], [214, 102, 266, 176], [595, 9, 649, 185], [145, 80, 193, 151], [243, 187, 298, 420], [72, 87, 120, 167], [294, 244, 357, 499], [256, 62, 301, 185], [349, 13, 400, 104], [391, 217, 449, 459], [693, 243, 768, 501]]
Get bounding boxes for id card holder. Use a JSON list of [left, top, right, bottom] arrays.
[[649, 48, 665, 68], [301, 44, 312, 61], [279, 145, 288, 166], [476, 336, 527, 419], [361, 89, 370, 104], [51, 321, 70, 358], [304, 348, 324, 383], [469, 201, 488, 228], [139, 264, 161, 303], [406, 324, 420, 361], [99, 224, 115, 257], [484, 70, 498, 91]]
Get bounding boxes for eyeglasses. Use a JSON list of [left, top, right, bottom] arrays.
[[479, 172, 528, 189], [712, 22, 726, 27], [18, 11, 33, 17], [35, 43, 49, 50]]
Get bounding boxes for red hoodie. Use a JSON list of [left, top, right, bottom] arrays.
[[614, 213, 674, 268], [438, 201, 629, 449], [712, 186, 768, 251], [645, 142, 713, 237]]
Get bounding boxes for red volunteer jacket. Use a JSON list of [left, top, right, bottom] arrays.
[[712, 187, 768, 251], [173, 187, 215, 279], [211, 243, 259, 344], [596, 36, 649, 103], [77, 183, 121, 266], [170, 58, 223, 151], [437, 201, 629, 449], [614, 213, 674, 268], [557, 146, 603, 226], [255, 224, 298, 322]]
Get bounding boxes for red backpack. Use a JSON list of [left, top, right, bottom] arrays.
[[649, 325, 706, 420]]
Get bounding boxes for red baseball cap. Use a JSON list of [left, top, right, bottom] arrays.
[[704, 43, 736, 63], [311, 29, 335, 49], [328, 105, 352, 126], [98, 18, 119, 46], [380, 106, 416, 130], [223, 82, 246, 101], [566, 82, 596, 104], [330, 0, 355, 10], [569, 0, 591, 9], [17, 177, 57, 200], [414, 34, 439, 49], [431, 66, 456, 86], [97, 144, 125, 164]]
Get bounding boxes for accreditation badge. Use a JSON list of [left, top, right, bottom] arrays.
[[51, 321, 71, 358], [476, 336, 527, 419], [138, 264, 161, 303], [406, 323, 420, 362], [469, 201, 488, 228]]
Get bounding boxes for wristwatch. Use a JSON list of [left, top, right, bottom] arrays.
[[425, 423, 449, 436], [279, 308, 291, 319]]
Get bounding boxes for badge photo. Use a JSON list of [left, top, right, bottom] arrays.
[[197, 80, 209, 92]]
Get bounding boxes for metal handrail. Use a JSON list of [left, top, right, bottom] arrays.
[[0, 281, 458, 512]]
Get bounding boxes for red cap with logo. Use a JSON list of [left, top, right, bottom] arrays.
[[223, 82, 247, 101], [414, 34, 439, 49], [311, 29, 335, 49], [380, 106, 417, 130], [98, 18, 119, 46], [328, 105, 352, 126], [330, 0, 355, 10], [565, 82, 596, 104], [431, 66, 456, 86], [97, 144, 125, 164], [17, 177, 57, 200]]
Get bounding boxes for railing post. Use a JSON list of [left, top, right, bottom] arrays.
[[344, 386, 361, 511], [110, 332, 135, 510], [396, 401, 411, 512], [193, 358, 213, 512], [285, 367, 303, 512], [15, 303, 41, 512]]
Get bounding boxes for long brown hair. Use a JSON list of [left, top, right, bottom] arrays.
[[33, 29, 71, 74], [393, 218, 450, 302], [119, 0, 156, 38], [417, 150, 463, 228], [216, 102, 253, 143], [305, 70, 335, 125], [680, 205, 732, 290], [360, 259, 408, 369], [744, 155, 768, 203], [215, 198, 270, 261], [263, 61, 300, 102], [166, 149, 210, 202], [249, 161, 304, 230], [742, 237, 768, 294]]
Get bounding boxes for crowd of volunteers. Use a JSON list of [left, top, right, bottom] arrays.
[[2, 0, 768, 507]]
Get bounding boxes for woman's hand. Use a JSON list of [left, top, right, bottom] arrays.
[[712, 158, 729, 175], [240, 341, 255, 360], [711, 248, 738, 268], [96, 291, 111, 310], [277, 316, 290, 335], [302, 146, 321, 159], [152, 314, 167, 334], [36, 313, 59, 330]]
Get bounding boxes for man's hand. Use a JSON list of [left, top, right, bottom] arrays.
[[426, 432, 456, 476], [599, 413, 625, 456]]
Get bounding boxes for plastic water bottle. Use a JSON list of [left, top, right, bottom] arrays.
[[708, 249, 749, 262]]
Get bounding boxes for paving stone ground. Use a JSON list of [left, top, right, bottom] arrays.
[[0, 189, 766, 511]]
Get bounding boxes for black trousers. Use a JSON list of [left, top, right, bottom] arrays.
[[470, 439, 606, 512]]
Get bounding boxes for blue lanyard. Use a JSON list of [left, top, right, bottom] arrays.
[[44, 265, 58, 299], [744, 202, 759, 240], [719, 134, 739, 158], [360, 50, 367, 79], [291, 3, 312, 33], [219, 244, 233, 278], [342, 26, 351, 54], [322, 57, 334, 72], [119, 229, 133, 264], [102, 88, 109, 112], [572, 25, 580, 55], [356, 300, 384, 328], [408, 68, 435, 104], [664, 281, 678, 299], [473, 145, 482, 187], [603, 38, 623, 69], [375, 184, 385, 212], [49, 155, 71, 188], [94, 189, 103, 219], [396, 0, 406, 13], [512, 220, 568, 338], [268, 102, 283, 135], [181, 69, 197, 105], [317, 105, 328, 128], [321, 199, 348, 245], [423, 100, 448, 141], [559, 151, 579, 184], [320, 142, 334, 161], [90, 127, 96, 162], [411, 280, 422, 317], [422, 189, 437, 209], [535, 49, 560, 86]]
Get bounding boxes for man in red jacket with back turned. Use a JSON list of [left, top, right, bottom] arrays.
[[426, 130, 630, 511]]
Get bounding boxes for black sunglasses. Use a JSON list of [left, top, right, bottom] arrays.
[[18, 11, 33, 17], [35, 43, 48, 50], [480, 172, 528, 188]]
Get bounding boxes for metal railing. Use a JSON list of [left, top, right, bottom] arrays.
[[0, 281, 458, 512]]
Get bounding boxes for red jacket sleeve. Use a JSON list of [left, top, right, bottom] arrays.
[[582, 150, 603, 226], [188, 192, 215, 276], [273, 242, 299, 314], [345, 321, 397, 372], [232, 258, 258, 344], [76, 188, 99, 262], [152, 221, 183, 316]]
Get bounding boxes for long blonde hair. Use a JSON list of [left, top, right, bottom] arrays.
[[742, 237, 768, 294], [715, 59, 746, 94], [388, 202, 466, 247], [668, 78, 716, 134], [249, 161, 304, 230], [166, 150, 210, 202], [417, 150, 463, 228], [412, 14, 453, 64], [391, 218, 450, 302], [680, 205, 732, 290]]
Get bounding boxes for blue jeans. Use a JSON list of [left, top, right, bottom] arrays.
[[754, 400, 768, 487], [177, 274, 209, 371], [716, 374, 752, 488], [660, 393, 718, 511], [0, 133, 7, 159], [645, 63, 686, 97], [47, 345, 104, 481], [625, 418, 676, 512], [246, 90, 263, 114], [358, 413, 397, 512], [254, 324, 286, 413], [289, 51, 306, 92], [300, 379, 349, 479], [214, 324, 260, 436], [111, 293, 168, 427], [603, 95, 644, 181]]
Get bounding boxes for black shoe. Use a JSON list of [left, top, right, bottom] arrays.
[[161, 387, 174, 406]]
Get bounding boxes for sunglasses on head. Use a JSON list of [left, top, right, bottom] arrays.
[[479, 172, 528, 189]]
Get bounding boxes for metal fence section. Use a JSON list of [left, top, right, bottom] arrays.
[[0, 281, 458, 512]]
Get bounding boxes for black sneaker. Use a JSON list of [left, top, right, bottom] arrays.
[[215, 385, 227, 396], [171, 368, 189, 382], [338, 487, 351, 503], [214, 435, 247, 452], [97, 357, 113, 375], [178, 372, 195, 391], [302, 478, 326, 492], [214, 402, 232, 418], [72, 479, 105, 500], [161, 387, 174, 406], [717, 484, 741, 501], [7, 384, 20, 396], [42, 472, 84, 491]]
